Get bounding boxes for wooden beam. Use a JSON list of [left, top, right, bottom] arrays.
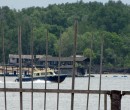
[[122, 91, 130, 95], [0, 88, 110, 94]]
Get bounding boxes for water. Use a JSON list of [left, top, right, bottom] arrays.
[[0, 74, 130, 110]]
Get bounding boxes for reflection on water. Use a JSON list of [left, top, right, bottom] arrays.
[[0, 74, 129, 110]]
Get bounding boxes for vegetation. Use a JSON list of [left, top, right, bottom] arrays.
[[0, 0, 130, 69]]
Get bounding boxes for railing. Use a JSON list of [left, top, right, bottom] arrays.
[[0, 87, 129, 110]]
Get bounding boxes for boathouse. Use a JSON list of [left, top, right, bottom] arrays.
[[8, 54, 34, 66], [37, 56, 90, 76], [8, 54, 90, 76]]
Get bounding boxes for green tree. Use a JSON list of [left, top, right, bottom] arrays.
[[33, 25, 57, 55], [54, 27, 74, 56]]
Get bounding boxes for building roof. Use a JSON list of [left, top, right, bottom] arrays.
[[9, 54, 90, 62], [36, 55, 52, 59], [39, 56, 89, 62], [9, 54, 34, 59]]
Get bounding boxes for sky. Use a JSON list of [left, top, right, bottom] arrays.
[[0, 0, 130, 10]]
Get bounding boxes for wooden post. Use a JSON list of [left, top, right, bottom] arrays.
[[18, 26, 23, 110], [104, 94, 107, 110], [110, 90, 122, 110], [12, 66, 13, 74], [71, 19, 78, 110]]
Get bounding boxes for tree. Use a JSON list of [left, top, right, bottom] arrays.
[[33, 25, 57, 55], [54, 27, 74, 56], [83, 48, 95, 58]]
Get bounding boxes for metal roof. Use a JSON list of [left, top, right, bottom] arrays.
[[39, 56, 89, 62], [9, 54, 34, 59], [9, 54, 89, 62]]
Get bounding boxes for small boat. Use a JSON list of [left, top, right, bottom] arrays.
[[113, 75, 118, 77], [15, 68, 67, 83], [121, 75, 128, 77]]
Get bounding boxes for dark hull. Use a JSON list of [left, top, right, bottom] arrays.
[[15, 74, 67, 83]]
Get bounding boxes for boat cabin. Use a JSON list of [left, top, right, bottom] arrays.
[[33, 68, 56, 77]]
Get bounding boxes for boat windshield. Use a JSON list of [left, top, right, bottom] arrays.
[[36, 73, 40, 76], [49, 72, 53, 75]]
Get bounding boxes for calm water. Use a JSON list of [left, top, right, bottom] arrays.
[[0, 74, 130, 110]]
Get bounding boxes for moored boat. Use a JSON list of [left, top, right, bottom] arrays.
[[15, 68, 67, 83]]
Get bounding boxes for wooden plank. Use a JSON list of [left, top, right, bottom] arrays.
[[0, 88, 110, 94], [122, 91, 130, 95]]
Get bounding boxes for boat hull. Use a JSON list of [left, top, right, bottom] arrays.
[[15, 74, 67, 83]]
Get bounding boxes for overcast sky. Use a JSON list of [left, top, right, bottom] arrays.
[[0, 0, 130, 10]]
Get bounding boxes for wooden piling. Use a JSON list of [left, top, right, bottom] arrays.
[[110, 90, 122, 110], [104, 94, 107, 110]]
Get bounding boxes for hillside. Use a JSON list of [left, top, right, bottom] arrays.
[[0, 0, 130, 69]]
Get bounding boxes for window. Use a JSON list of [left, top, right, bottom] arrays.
[[49, 72, 53, 75], [50, 61, 54, 65], [41, 73, 45, 75], [17, 58, 19, 63], [36, 73, 40, 76]]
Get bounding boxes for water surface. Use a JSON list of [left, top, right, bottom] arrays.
[[0, 74, 129, 110]]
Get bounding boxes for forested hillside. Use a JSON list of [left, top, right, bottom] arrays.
[[0, 0, 130, 69]]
